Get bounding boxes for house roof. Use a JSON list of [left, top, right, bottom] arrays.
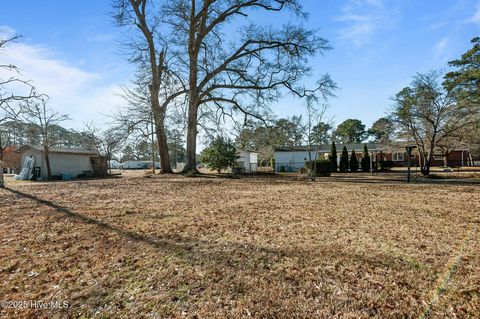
[[274, 143, 384, 152], [236, 149, 258, 155], [15, 145, 98, 156], [122, 160, 159, 164]]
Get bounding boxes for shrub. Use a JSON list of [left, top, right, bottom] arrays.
[[350, 150, 359, 172], [361, 144, 370, 172], [330, 142, 338, 172], [339, 146, 349, 172], [305, 159, 332, 177], [270, 157, 275, 169], [200, 136, 238, 173], [279, 165, 286, 173], [379, 160, 393, 171]]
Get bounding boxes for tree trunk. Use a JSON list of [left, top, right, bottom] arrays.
[[183, 19, 199, 175], [421, 149, 433, 176], [0, 160, 4, 188], [44, 145, 52, 180], [153, 111, 172, 174], [418, 150, 423, 174], [183, 101, 198, 174]]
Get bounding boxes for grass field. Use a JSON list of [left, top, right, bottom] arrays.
[[1, 172, 479, 318]]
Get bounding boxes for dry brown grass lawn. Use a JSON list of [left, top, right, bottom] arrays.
[[0, 173, 479, 318]]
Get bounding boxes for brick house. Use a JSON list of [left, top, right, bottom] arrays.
[[379, 147, 472, 167], [0, 146, 21, 174], [274, 144, 474, 171]]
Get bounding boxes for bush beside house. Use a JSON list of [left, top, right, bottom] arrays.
[[305, 159, 332, 177]]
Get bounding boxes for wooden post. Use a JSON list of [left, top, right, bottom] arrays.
[[0, 160, 4, 188]]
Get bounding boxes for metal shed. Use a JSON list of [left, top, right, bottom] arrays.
[[15, 145, 98, 179]]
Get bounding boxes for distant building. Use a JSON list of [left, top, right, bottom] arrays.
[[108, 160, 123, 169], [121, 160, 160, 170], [236, 150, 258, 173], [15, 145, 98, 179], [381, 146, 472, 167], [1, 146, 21, 174], [274, 143, 473, 172], [274, 144, 382, 172]]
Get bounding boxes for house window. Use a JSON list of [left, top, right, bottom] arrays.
[[433, 154, 443, 160], [392, 152, 404, 161]]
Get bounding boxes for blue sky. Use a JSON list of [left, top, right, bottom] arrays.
[[1, 0, 479, 133]]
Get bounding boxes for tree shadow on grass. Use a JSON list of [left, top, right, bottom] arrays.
[[3, 186, 428, 275], [3, 187, 293, 270], [313, 174, 480, 186]]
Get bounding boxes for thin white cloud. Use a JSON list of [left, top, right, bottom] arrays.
[[432, 38, 450, 62], [0, 27, 127, 129], [335, 0, 399, 47], [364, 0, 384, 8], [470, 1, 480, 24], [3, 42, 97, 97]]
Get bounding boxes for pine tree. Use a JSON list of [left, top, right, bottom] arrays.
[[361, 143, 370, 172], [339, 146, 349, 172], [350, 149, 359, 172], [330, 141, 338, 172]]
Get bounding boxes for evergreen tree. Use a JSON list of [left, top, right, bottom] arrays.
[[334, 119, 366, 143], [200, 136, 238, 173], [330, 141, 338, 172], [270, 157, 276, 170], [339, 146, 349, 172], [350, 149, 359, 172], [361, 143, 370, 172]]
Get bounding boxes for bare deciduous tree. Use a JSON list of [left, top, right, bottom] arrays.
[[113, 0, 188, 173], [391, 71, 479, 175], [83, 122, 128, 173], [162, 0, 334, 173], [1, 34, 39, 187], [304, 100, 328, 181], [19, 97, 69, 180]]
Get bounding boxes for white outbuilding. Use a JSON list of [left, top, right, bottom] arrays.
[[236, 150, 258, 173], [121, 160, 160, 169], [15, 145, 98, 180], [274, 143, 383, 172]]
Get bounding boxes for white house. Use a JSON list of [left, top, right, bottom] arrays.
[[108, 160, 123, 169], [236, 150, 258, 173], [274, 143, 383, 172], [121, 160, 160, 169], [15, 145, 98, 179]]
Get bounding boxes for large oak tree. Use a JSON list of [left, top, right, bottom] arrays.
[[114, 0, 189, 173], [162, 0, 334, 173]]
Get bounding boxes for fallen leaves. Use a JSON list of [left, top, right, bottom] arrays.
[[0, 172, 479, 318]]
